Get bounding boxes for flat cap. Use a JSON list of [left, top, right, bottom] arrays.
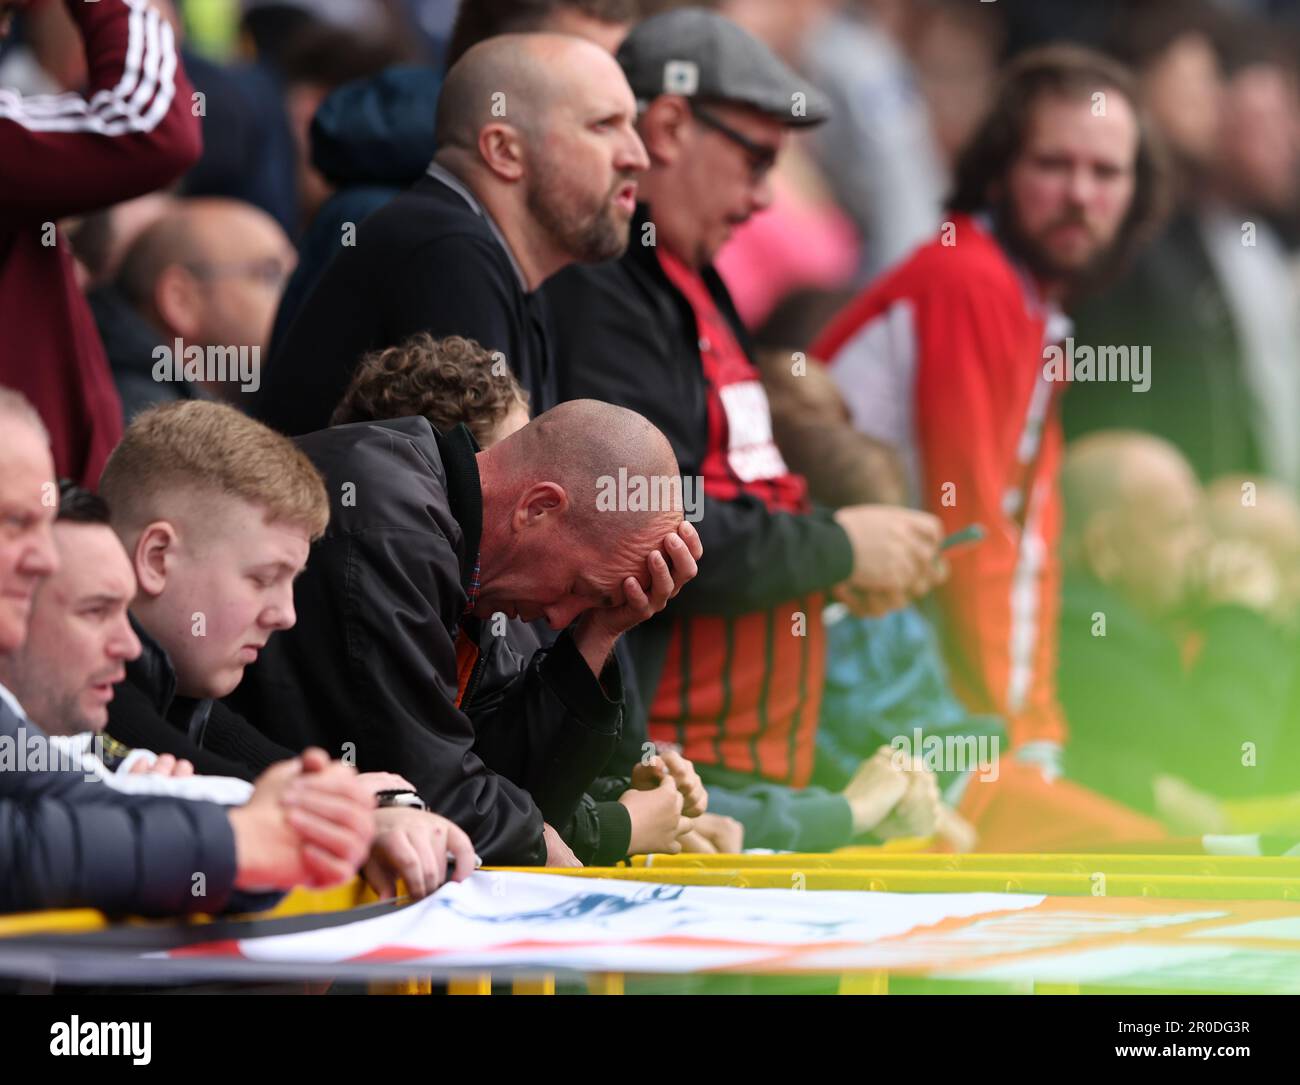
[[617, 7, 830, 128]]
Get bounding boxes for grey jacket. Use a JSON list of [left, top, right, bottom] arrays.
[[0, 690, 239, 916]]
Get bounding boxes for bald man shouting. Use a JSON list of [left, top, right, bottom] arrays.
[[256, 32, 649, 436], [229, 400, 703, 865]]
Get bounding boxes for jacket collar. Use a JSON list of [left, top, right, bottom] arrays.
[[125, 612, 179, 715], [624, 203, 756, 356], [126, 613, 217, 739], [434, 423, 484, 596], [425, 161, 530, 293]]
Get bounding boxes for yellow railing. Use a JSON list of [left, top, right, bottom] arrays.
[[7, 850, 1300, 994]]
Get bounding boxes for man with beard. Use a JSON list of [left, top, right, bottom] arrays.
[[814, 47, 1173, 849], [255, 32, 649, 435], [542, 10, 949, 852]]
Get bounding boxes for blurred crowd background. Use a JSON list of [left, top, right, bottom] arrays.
[[7, 0, 1300, 838], [8, 0, 1300, 467]]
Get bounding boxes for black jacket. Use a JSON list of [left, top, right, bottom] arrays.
[[0, 692, 238, 916], [541, 210, 853, 699], [1065, 211, 1263, 484], [255, 171, 555, 436], [106, 617, 295, 781], [471, 617, 632, 865], [227, 418, 624, 865], [88, 286, 206, 424]]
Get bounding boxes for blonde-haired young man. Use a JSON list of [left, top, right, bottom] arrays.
[[99, 402, 475, 897], [98, 401, 328, 772]]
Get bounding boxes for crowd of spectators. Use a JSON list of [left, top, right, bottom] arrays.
[[3, 0, 1300, 919]]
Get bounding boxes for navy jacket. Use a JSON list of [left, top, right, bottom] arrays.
[[0, 691, 238, 916]]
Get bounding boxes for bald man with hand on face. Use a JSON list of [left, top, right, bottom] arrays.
[[229, 400, 703, 867], [256, 32, 650, 437]]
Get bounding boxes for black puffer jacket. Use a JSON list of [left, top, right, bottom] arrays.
[[0, 694, 238, 916], [228, 418, 626, 865]]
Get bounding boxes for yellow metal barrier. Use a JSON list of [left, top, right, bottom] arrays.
[[9, 857, 1300, 994], [636, 851, 1300, 877], [488, 863, 1300, 899]]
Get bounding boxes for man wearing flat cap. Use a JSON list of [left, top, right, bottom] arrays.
[[544, 8, 949, 852]]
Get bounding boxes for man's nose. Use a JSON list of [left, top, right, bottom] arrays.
[[263, 585, 297, 631], [23, 523, 59, 578], [111, 616, 143, 662], [545, 598, 588, 630], [1066, 165, 1095, 206], [619, 127, 650, 173]]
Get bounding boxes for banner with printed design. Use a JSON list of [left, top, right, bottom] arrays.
[[145, 872, 1300, 991]]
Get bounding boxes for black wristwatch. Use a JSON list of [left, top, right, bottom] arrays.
[[375, 789, 428, 811]]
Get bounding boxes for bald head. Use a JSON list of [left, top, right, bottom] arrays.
[[489, 399, 683, 540], [432, 32, 648, 284], [1063, 431, 1198, 542], [0, 387, 49, 446], [1206, 475, 1300, 569], [114, 199, 294, 388], [474, 400, 688, 627], [437, 33, 626, 156], [1063, 431, 1205, 616], [117, 198, 291, 314]]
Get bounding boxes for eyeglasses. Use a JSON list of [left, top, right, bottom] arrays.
[[184, 258, 290, 290], [689, 102, 779, 184]]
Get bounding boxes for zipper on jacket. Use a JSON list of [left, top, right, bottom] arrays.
[[460, 649, 488, 711]]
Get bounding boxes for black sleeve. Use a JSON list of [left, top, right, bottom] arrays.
[[557, 793, 633, 866], [587, 775, 633, 804], [260, 228, 523, 436], [318, 523, 546, 865], [685, 496, 853, 616], [467, 630, 623, 830]]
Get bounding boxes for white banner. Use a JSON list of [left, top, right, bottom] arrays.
[[163, 872, 1044, 974]]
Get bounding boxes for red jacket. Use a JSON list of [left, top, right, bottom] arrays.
[[0, 0, 200, 485], [813, 214, 1072, 755]]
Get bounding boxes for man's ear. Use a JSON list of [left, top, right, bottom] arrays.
[[513, 482, 568, 531], [641, 96, 689, 166], [153, 264, 203, 339], [478, 122, 527, 183], [132, 521, 178, 598]]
